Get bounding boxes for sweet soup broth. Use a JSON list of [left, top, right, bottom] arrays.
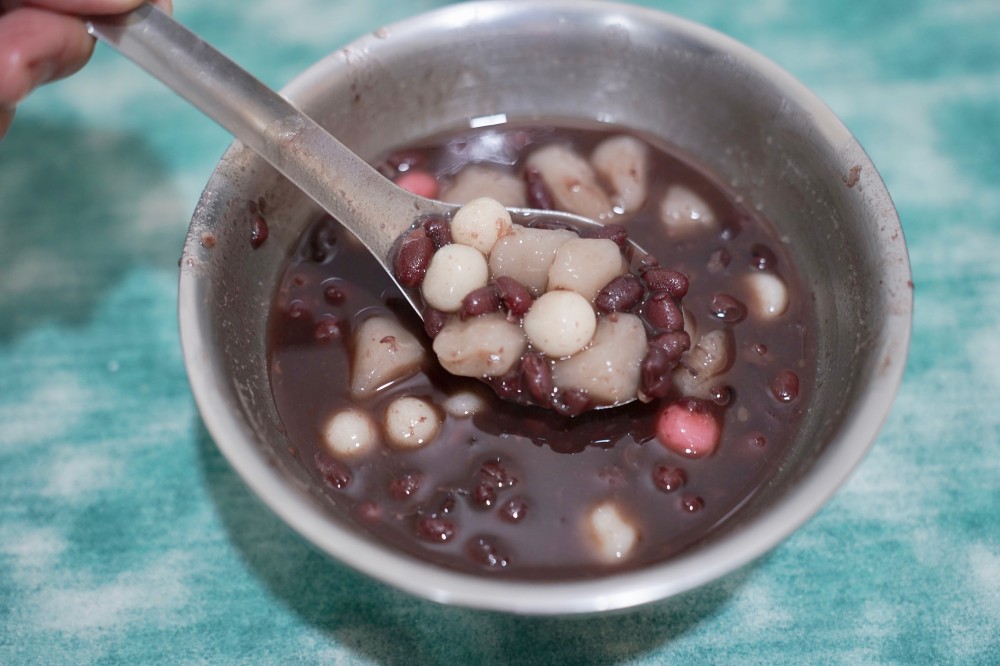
[[267, 122, 814, 579]]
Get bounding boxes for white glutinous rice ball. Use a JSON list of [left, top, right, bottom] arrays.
[[522, 290, 597, 357], [322, 408, 379, 458], [384, 396, 441, 449], [421, 243, 490, 312], [450, 196, 513, 255]]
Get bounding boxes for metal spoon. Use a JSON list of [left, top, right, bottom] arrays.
[[87, 3, 643, 412], [86, 4, 610, 302]]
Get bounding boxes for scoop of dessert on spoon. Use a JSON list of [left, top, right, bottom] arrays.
[[87, 3, 678, 415]]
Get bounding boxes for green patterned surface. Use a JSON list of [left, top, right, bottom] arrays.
[[2, 1, 998, 663]]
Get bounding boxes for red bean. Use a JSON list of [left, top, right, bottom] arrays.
[[314, 452, 351, 490], [639, 254, 660, 271], [595, 275, 644, 313], [642, 268, 689, 298], [641, 346, 675, 399], [751, 243, 778, 271], [770, 369, 800, 403], [649, 331, 691, 363], [490, 368, 525, 402], [313, 315, 344, 342], [416, 516, 457, 543], [652, 466, 686, 493], [494, 276, 533, 317], [250, 215, 269, 249], [709, 293, 747, 323], [707, 248, 731, 273], [429, 491, 458, 515], [500, 497, 528, 523], [394, 228, 434, 288], [474, 481, 498, 508], [680, 495, 705, 513], [388, 472, 424, 500], [642, 290, 685, 331], [422, 215, 453, 249], [323, 284, 346, 305], [460, 285, 501, 318], [551, 389, 591, 417], [524, 166, 554, 210], [480, 460, 516, 489], [423, 308, 449, 338], [521, 353, 554, 404], [581, 223, 629, 248]]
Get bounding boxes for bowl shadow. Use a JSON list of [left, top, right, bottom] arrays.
[[195, 415, 753, 664]]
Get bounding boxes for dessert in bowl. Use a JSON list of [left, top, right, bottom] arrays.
[[179, 1, 911, 614]]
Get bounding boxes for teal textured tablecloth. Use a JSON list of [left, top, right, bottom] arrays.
[[2, 1, 998, 663]]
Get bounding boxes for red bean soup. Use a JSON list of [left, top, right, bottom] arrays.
[[267, 121, 814, 579]]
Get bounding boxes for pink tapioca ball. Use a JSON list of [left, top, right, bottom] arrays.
[[656, 399, 720, 458], [395, 170, 440, 199]]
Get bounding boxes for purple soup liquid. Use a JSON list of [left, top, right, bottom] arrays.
[[267, 122, 814, 579]]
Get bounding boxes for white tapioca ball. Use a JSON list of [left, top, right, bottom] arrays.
[[525, 143, 613, 220], [552, 313, 646, 404], [443, 387, 490, 417], [441, 165, 527, 208], [659, 184, 717, 235], [350, 316, 427, 397], [547, 238, 627, 302], [673, 328, 732, 399], [590, 134, 649, 216], [522, 290, 597, 358], [322, 408, 379, 459], [433, 312, 527, 377], [450, 197, 513, 256], [421, 243, 490, 312], [587, 501, 639, 563], [384, 396, 441, 450], [746, 271, 789, 319], [488, 225, 577, 296]]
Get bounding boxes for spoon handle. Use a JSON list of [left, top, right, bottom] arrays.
[[86, 3, 423, 263]]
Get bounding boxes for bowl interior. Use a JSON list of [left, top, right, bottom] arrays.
[[179, 1, 911, 614]]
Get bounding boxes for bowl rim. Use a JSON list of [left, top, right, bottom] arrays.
[[179, 0, 913, 615]]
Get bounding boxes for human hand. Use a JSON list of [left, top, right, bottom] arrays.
[[0, 0, 172, 139]]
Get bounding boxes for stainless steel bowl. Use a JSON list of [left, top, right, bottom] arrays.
[[179, 1, 912, 614]]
